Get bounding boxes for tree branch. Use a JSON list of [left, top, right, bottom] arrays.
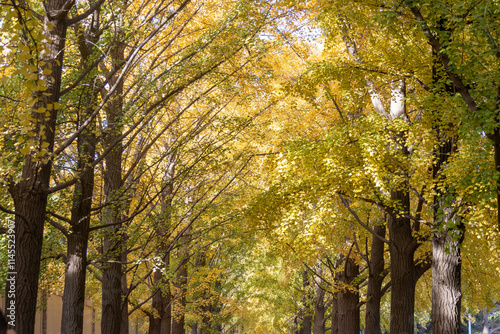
[[338, 194, 390, 244], [45, 217, 69, 237], [0, 204, 30, 225], [67, 0, 106, 25]]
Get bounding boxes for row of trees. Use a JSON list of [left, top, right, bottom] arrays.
[[243, 0, 500, 333], [1, 0, 500, 333], [0, 0, 284, 333]]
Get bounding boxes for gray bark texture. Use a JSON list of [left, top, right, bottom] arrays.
[[431, 225, 463, 334], [483, 311, 489, 334]]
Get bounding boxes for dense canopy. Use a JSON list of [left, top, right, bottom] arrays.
[[1, 0, 500, 333]]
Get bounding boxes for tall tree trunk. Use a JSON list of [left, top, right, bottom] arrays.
[[430, 48, 464, 332], [172, 223, 191, 334], [191, 322, 199, 334], [364, 223, 386, 334], [61, 8, 100, 334], [388, 188, 418, 334], [121, 244, 129, 334], [6, 1, 72, 332], [387, 81, 421, 333], [432, 225, 463, 334], [149, 154, 175, 334], [149, 251, 172, 334], [101, 37, 126, 334], [301, 270, 312, 334], [172, 258, 188, 334], [337, 255, 360, 334], [61, 178, 95, 334], [313, 264, 326, 334], [432, 135, 464, 334], [482, 311, 489, 334], [340, 25, 420, 333], [330, 270, 340, 334]]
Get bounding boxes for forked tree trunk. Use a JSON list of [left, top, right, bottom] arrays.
[[341, 25, 422, 333]]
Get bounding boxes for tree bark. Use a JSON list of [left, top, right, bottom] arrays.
[[430, 57, 464, 334], [301, 270, 312, 334], [432, 225, 463, 334], [340, 23, 420, 333], [6, 1, 71, 332], [191, 322, 199, 334], [101, 37, 126, 334], [387, 188, 418, 334], [330, 295, 338, 334], [482, 311, 489, 334], [61, 8, 100, 334], [432, 150, 464, 334], [149, 154, 175, 334], [149, 251, 172, 334], [337, 255, 360, 334], [329, 267, 340, 334], [313, 264, 326, 334], [172, 223, 191, 334], [365, 223, 386, 334], [121, 244, 129, 334], [172, 257, 188, 334]]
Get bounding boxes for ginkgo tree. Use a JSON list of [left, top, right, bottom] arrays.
[[2, 1, 500, 334], [0, 1, 280, 334], [240, 1, 500, 333]]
